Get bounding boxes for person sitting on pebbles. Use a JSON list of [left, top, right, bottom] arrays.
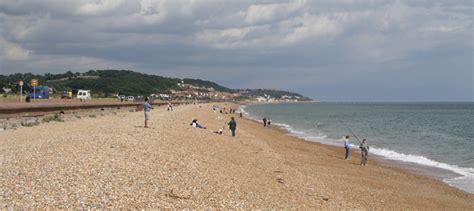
[[190, 119, 207, 129]]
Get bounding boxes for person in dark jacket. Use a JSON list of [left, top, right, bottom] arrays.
[[359, 139, 370, 166], [228, 117, 237, 137]]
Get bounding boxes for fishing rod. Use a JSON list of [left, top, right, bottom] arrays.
[[222, 115, 230, 129], [338, 119, 362, 144]]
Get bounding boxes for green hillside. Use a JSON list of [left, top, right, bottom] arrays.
[[0, 70, 232, 96]]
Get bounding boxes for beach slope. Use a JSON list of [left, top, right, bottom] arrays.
[[0, 103, 472, 209]]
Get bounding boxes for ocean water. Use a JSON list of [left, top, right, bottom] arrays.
[[241, 102, 474, 194]]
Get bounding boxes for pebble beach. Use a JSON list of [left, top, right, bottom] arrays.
[[1, 103, 473, 209]]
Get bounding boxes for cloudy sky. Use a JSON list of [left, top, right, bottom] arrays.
[[0, 0, 472, 101]]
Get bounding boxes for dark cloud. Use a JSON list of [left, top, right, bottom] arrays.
[[0, 0, 472, 101]]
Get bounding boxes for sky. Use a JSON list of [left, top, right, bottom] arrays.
[[0, 0, 472, 102]]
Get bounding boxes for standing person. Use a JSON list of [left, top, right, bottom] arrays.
[[343, 135, 350, 160], [263, 117, 267, 127], [143, 97, 152, 128], [359, 139, 370, 166], [228, 117, 237, 137]]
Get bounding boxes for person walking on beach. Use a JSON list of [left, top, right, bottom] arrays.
[[359, 139, 370, 166], [343, 135, 350, 160], [263, 117, 267, 127], [143, 97, 152, 128], [228, 117, 237, 137]]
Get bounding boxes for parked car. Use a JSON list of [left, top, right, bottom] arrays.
[[77, 90, 91, 101], [28, 86, 50, 99], [127, 96, 135, 101], [135, 96, 144, 102], [60, 91, 73, 99]]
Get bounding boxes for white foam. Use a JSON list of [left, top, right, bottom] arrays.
[[302, 135, 329, 140], [367, 147, 474, 193], [444, 175, 474, 194], [239, 105, 259, 122], [369, 148, 474, 177]]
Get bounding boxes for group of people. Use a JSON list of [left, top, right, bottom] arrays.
[[191, 109, 237, 137], [342, 135, 370, 166], [144, 98, 370, 165], [144, 99, 238, 138]]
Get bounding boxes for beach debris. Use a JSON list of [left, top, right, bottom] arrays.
[[42, 113, 63, 123], [323, 197, 329, 201], [21, 118, 40, 127], [276, 177, 284, 184], [166, 189, 191, 200], [273, 170, 284, 173]]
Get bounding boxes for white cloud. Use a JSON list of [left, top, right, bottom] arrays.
[[194, 13, 344, 49], [0, 39, 31, 61], [243, 0, 306, 24], [282, 14, 342, 44], [137, 0, 202, 24], [77, 0, 125, 15]]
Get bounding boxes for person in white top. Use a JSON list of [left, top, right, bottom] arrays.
[[343, 135, 350, 160]]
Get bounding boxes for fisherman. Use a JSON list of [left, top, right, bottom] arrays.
[[343, 135, 350, 160], [263, 117, 267, 127], [143, 97, 152, 128], [228, 117, 237, 137], [359, 139, 370, 166]]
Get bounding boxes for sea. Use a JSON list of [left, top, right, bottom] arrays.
[[241, 102, 474, 194]]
